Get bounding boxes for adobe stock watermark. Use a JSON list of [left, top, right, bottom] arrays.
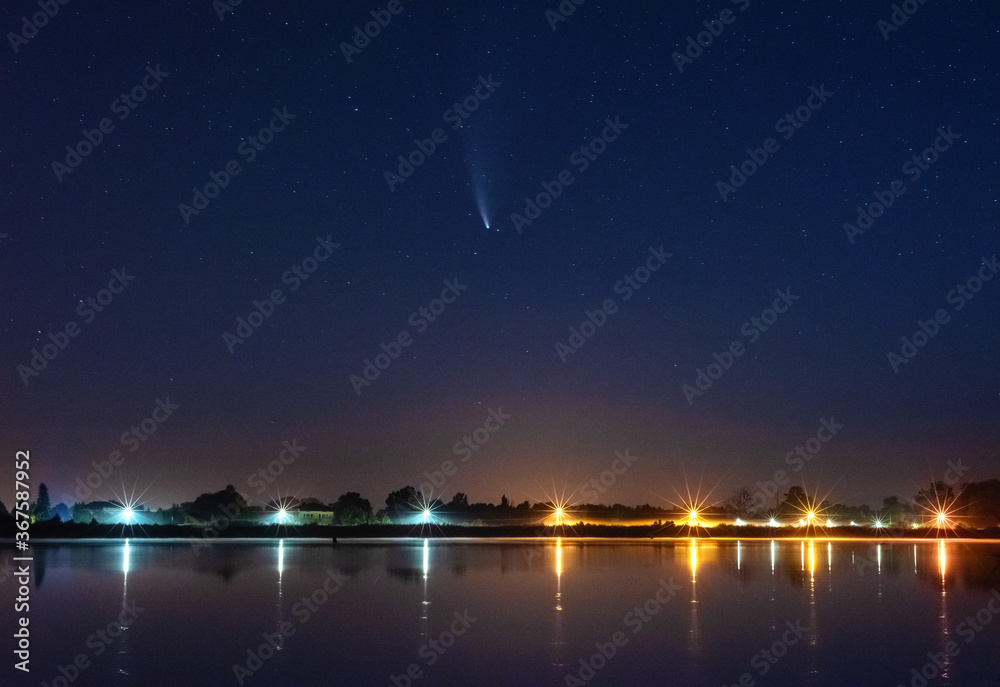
[[843, 126, 961, 244], [510, 116, 628, 234], [51, 64, 171, 182], [716, 84, 833, 201], [7, 0, 71, 54], [37, 600, 144, 687], [384, 74, 501, 192], [232, 568, 350, 684], [579, 449, 639, 502], [16, 268, 136, 386], [387, 610, 477, 687], [672, 0, 751, 73], [878, 0, 932, 41], [339, 0, 406, 63], [178, 106, 297, 225], [222, 236, 340, 353], [723, 619, 809, 686], [681, 287, 800, 406], [895, 589, 1000, 687], [247, 439, 306, 494], [886, 254, 997, 373], [563, 577, 682, 686], [752, 417, 844, 510], [60, 397, 180, 505], [555, 245, 671, 362], [350, 278, 468, 395], [421, 407, 511, 495]]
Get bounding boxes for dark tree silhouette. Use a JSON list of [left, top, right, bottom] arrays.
[[185, 485, 249, 521], [448, 492, 470, 510], [385, 486, 419, 517], [333, 492, 373, 524], [725, 487, 756, 519], [914, 481, 955, 509], [779, 486, 809, 515], [34, 483, 53, 521], [880, 495, 904, 524]]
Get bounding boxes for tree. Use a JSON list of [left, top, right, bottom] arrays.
[[915, 481, 955, 509], [385, 486, 419, 518], [33, 483, 52, 521], [881, 495, 903, 524], [725, 487, 756, 519], [333, 492, 373, 525], [953, 479, 1000, 522], [500, 494, 510, 510], [779, 486, 808, 515], [448, 492, 469, 511], [185, 485, 249, 521], [72, 502, 95, 524]]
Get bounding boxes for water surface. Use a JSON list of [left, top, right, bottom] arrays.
[[5, 538, 1000, 686]]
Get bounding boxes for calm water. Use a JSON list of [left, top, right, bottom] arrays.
[[3, 538, 1000, 687]]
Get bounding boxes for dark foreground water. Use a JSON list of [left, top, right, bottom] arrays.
[[3, 538, 1000, 687]]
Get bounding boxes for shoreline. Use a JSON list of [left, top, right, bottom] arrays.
[[4, 521, 1000, 541]]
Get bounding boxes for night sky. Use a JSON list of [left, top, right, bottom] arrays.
[[3, 0, 998, 511]]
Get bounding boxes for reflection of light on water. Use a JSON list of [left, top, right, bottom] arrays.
[[277, 539, 285, 580], [420, 539, 431, 636], [422, 539, 430, 615], [877, 544, 882, 574], [800, 540, 805, 571], [423, 538, 429, 579], [688, 539, 702, 668], [689, 538, 698, 583], [807, 540, 818, 648], [914, 544, 918, 574], [275, 539, 286, 653], [938, 539, 947, 582], [555, 538, 562, 611], [551, 537, 566, 675], [736, 541, 741, 571], [937, 539, 952, 680], [116, 539, 133, 678], [827, 542, 832, 573], [770, 540, 776, 574]]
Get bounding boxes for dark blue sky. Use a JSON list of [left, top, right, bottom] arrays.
[[2, 0, 998, 510]]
